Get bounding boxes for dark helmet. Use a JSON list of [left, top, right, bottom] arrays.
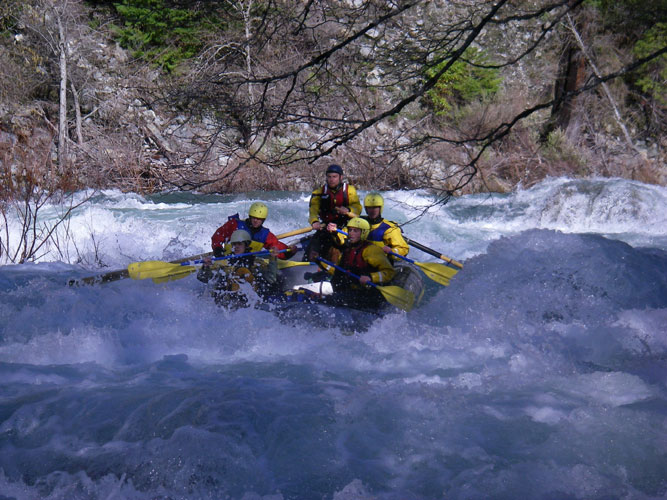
[[326, 164, 343, 175]]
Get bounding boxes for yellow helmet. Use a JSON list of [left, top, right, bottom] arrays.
[[364, 192, 384, 211], [248, 202, 268, 219], [346, 217, 370, 240]]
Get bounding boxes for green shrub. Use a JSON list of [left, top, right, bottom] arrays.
[[424, 47, 502, 116], [632, 22, 667, 106]]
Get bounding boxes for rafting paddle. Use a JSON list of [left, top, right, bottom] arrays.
[[70, 226, 314, 286], [333, 229, 457, 286], [128, 249, 288, 282], [404, 237, 463, 269], [316, 257, 415, 312], [386, 251, 458, 286]]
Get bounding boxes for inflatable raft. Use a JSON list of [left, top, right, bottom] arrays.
[[260, 261, 425, 332]]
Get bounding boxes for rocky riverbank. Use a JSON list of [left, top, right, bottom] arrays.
[[1, 0, 664, 197]]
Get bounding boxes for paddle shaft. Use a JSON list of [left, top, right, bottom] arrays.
[[276, 226, 314, 240], [68, 268, 129, 286], [70, 226, 313, 286], [171, 226, 312, 264], [335, 228, 462, 269], [316, 257, 376, 289], [404, 237, 463, 269], [180, 249, 286, 266], [129, 248, 289, 281], [334, 229, 456, 287], [335, 228, 404, 272], [386, 250, 416, 264]]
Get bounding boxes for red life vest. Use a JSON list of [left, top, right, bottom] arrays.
[[319, 182, 349, 224], [341, 241, 373, 276]]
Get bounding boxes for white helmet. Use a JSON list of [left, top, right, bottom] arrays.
[[229, 229, 252, 244]]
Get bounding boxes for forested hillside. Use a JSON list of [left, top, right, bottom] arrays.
[[1, 0, 665, 198]]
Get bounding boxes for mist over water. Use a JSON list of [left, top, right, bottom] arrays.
[[1, 177, 666, 499]]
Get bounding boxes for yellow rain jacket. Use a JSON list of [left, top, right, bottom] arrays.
[[332, 217, 409, 260], [309, 182, 362, 226], [366, 218, 409, 258], [325, 241, 396, 290]]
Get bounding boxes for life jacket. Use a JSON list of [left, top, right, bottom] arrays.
[[210, 260, 253, 292], [340, 240, 373, 276], [225, 254, 255, 269], [367, 221, 392, 243], [319, 183, 349, 224], [229, 214, 270, 243]]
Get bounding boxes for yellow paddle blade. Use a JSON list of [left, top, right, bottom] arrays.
[[416, 262, 458, 286], [277, 260, 312, 269], [378, 285, 415, 312], [127, 253, 307, 284], [127, 261, 196, 281], [151, 269, 198, 284], [255, 258, 311, 270]]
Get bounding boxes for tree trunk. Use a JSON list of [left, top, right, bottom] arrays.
[[242, 0, 255, 147], [542, 3, 587, 141], [71, 81, 83, 145], [566, 14, 637, 153], [550, 41, 586, 138], [57, 15, 68, 175]]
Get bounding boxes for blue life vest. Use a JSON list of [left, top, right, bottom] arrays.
[[367, 221, 391, 243], [229, 214, 270, 243]]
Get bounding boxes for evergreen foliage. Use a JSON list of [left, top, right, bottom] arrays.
[[591, 0, 666, 109], [424, 47, 502, 116], [110, 0, 216, 72], [592, 0, 667, 30], [0, 1, 23, 34]]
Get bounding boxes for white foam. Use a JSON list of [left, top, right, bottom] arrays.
[[525, 405, 566, 425], [562, 371, 654, 407]]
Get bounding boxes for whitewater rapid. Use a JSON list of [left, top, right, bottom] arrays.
[[0, 177, 665, 499]]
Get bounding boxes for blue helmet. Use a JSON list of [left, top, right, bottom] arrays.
[[326, 164, 343, 175]]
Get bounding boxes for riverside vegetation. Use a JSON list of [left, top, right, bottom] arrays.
[[0, 0, 665, 263]]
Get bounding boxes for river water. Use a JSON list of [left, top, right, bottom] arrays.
[[0, 177, 665, 499]]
